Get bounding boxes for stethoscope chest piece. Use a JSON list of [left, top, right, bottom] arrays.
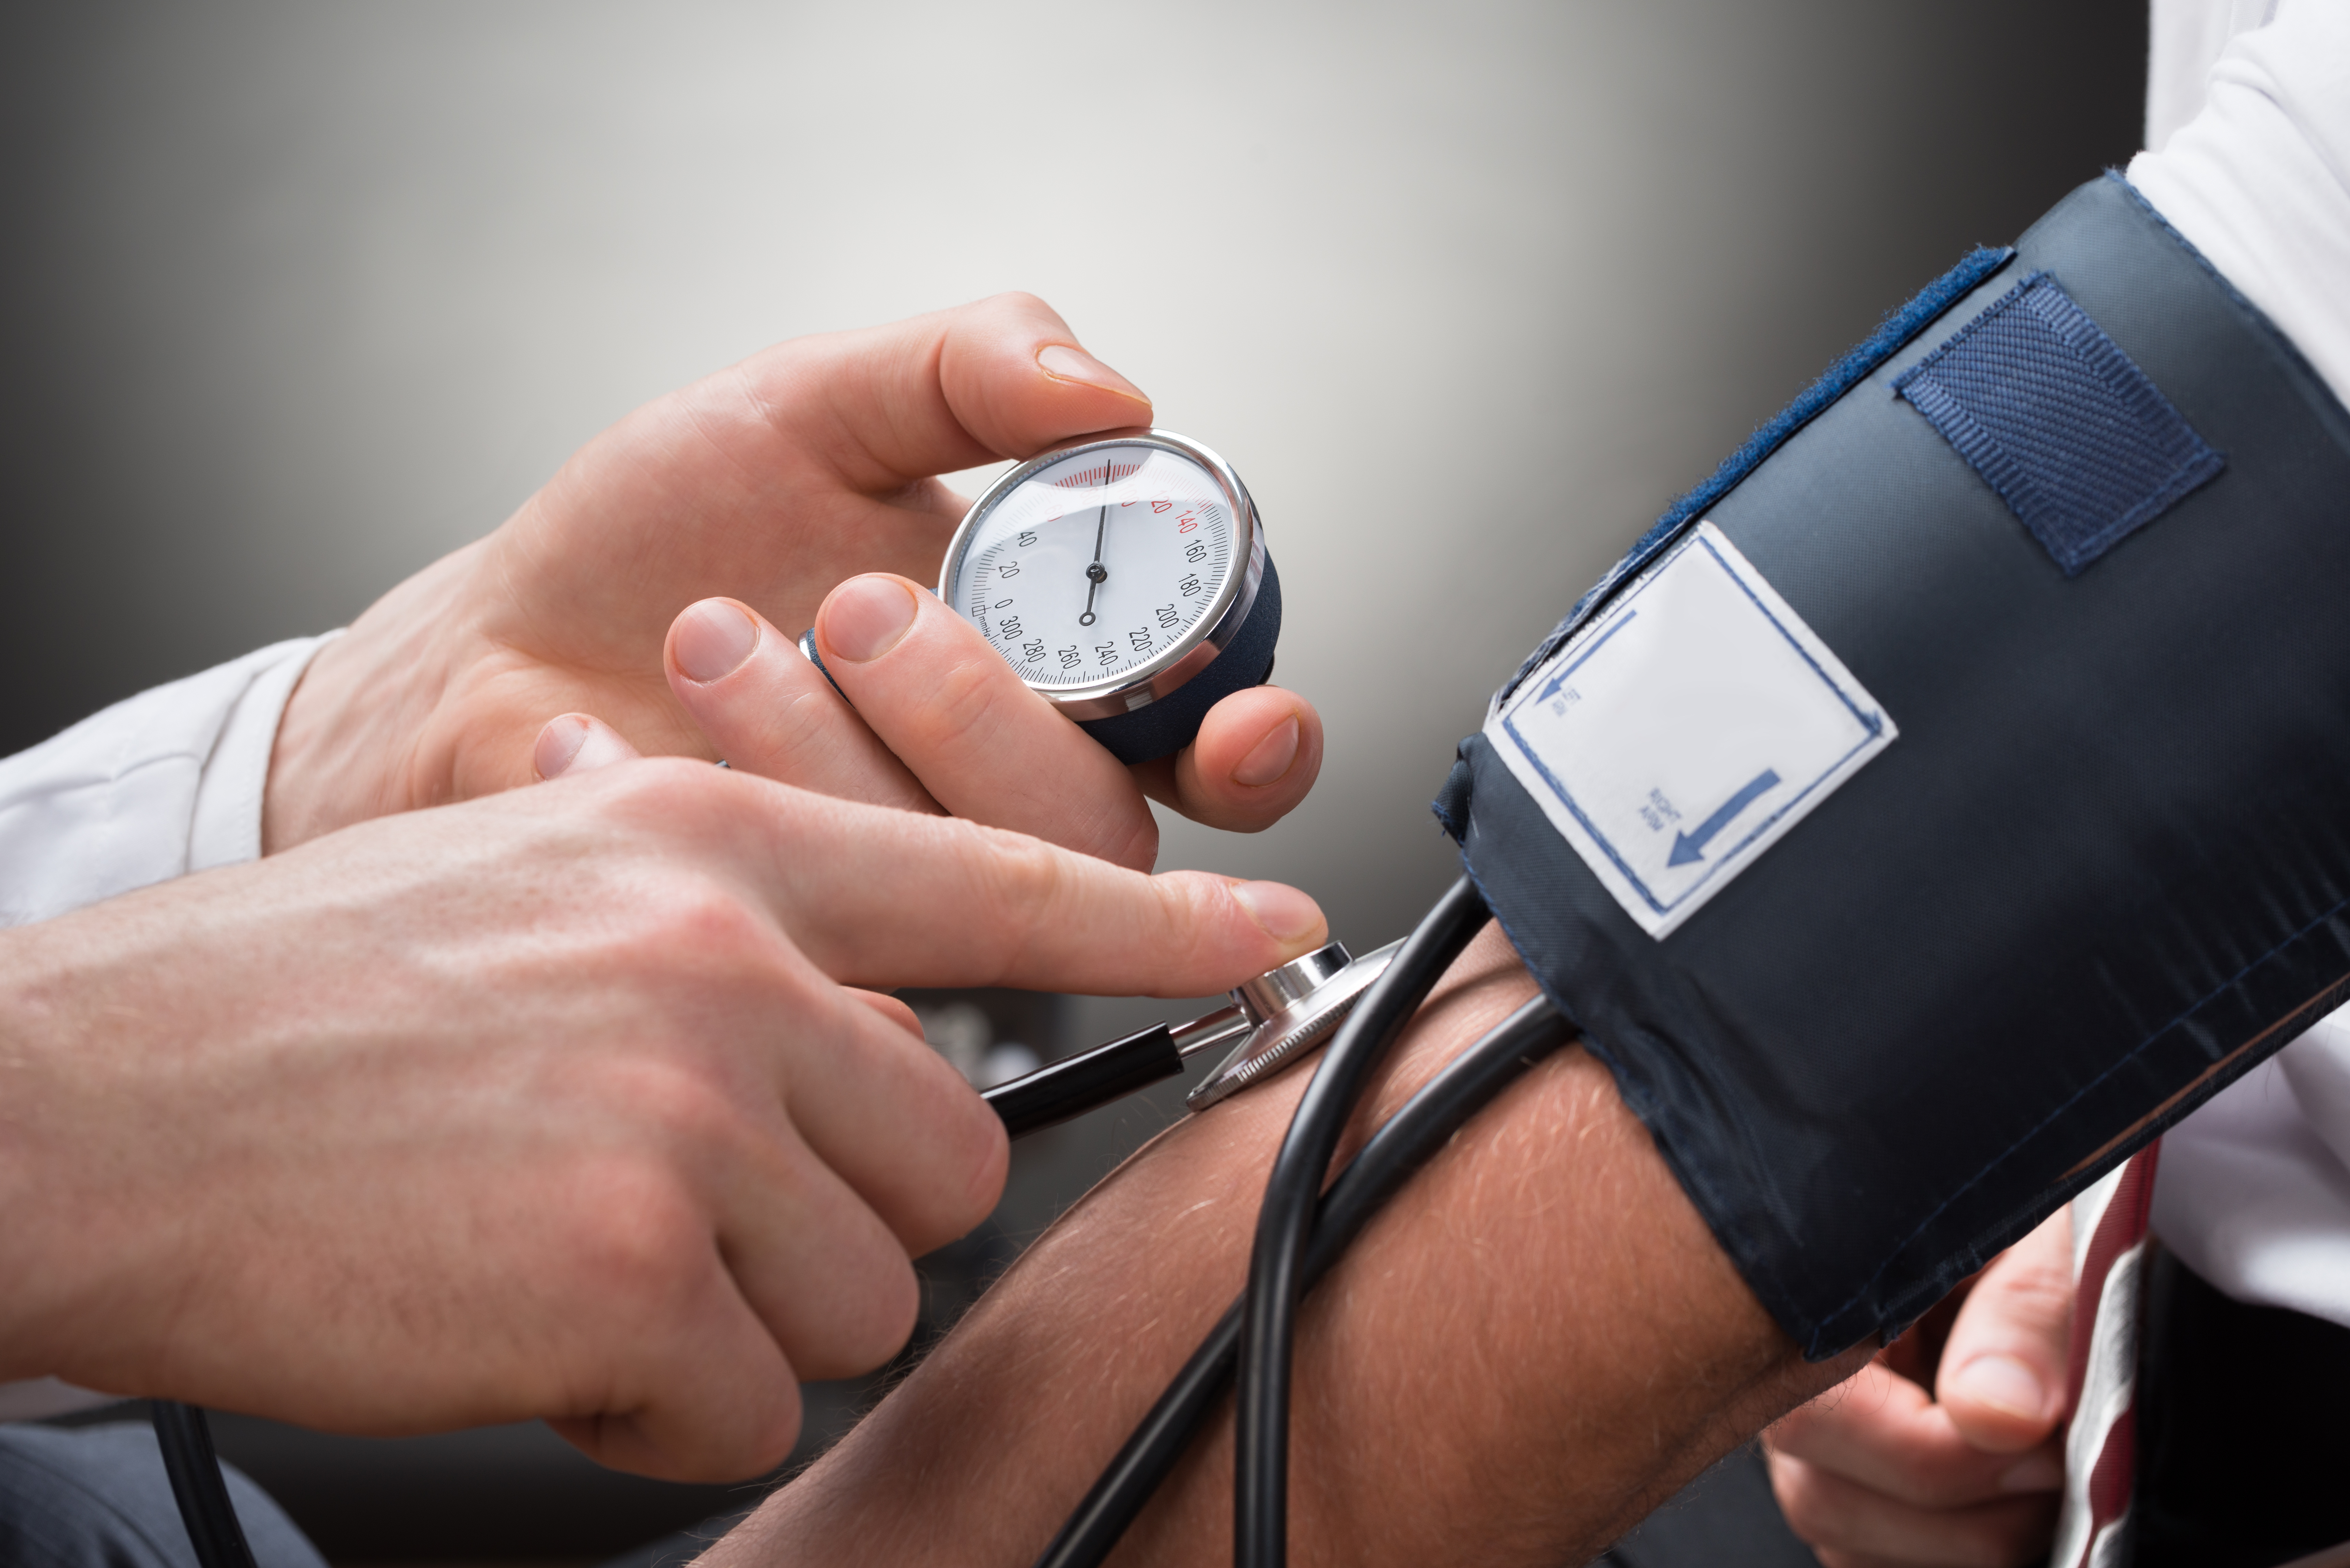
[[1186, 939, 1399, 1112]]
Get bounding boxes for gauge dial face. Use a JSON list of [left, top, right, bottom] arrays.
[[948, 442, 1238, 692]]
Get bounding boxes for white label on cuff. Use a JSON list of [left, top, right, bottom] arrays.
[[1486, 520, 1895, 940]]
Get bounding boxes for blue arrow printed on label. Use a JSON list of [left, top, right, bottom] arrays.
[[1483, 520, 1899, 940], [1536, 611, 1637, 707], [1667, 769, 1782, 866]]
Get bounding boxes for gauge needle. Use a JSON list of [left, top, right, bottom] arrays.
[[1079, 501, 1109, 626]]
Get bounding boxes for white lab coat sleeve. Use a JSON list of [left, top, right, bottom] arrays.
[[0, 633, 336, 929], [0, 632, 336, 1420]]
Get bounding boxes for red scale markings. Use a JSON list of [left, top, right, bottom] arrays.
[[1049, 459, 1142, 489]]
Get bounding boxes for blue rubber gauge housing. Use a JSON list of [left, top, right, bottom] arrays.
[[937, 430, 1280, 764]]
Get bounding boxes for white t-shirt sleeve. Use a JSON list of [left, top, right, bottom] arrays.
[[2129, 1, 2350, 410], [2144, 0, 2286, 154], [0, 633, 337, 929], [2127, 0, 2350, 1329]]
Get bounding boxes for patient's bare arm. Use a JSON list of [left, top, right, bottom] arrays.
[[704, 927, 1873, 1567]]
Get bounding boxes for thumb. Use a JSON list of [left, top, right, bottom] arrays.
[[936, 291, 1154, 459], [735, 292, 1153, 491], [1936, 1205, 2074, 1453]]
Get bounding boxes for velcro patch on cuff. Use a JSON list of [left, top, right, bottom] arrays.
[[1894, 270, 2223, 576]]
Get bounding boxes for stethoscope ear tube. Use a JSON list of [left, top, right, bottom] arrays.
[[1232, 877, 1490, 1568], [152, 1400, 258, 1568], [1030, 989, 1569, 1568]]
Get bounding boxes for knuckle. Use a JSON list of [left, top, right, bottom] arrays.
[[1980, 1261, 2076, 1329], [1094, 805, 1159, 872], [917, 1088, 1011, 1245], [971, 828, 1068, 976], [663, 882, 771, 962], [984, 289, 1053, 324], [601, 753, 710, 809], [576, 755, 737, 842], [623, 877, 783, 986], [802, 1249, 921, 1378], [619, 1053, 753, 1152], [750, 678, 848, 767], [554, 1155, 709, 1307], [906, 650, 1018, 758], [1152, 871, 1228, 972]]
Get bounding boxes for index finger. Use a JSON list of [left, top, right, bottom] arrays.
[[813, 575, 1160, 868], [645, 763, 1330, 995], [664, 596, 940, 814], [813, 575, 1323, 860]]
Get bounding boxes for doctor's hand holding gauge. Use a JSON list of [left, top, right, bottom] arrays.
[[542, 427, 1368, 1133], [542, 439, 1325, 872], [125, 297, 1351, 1563], [625, 425, 1372, 1142], [807, 430, 1387, 1135], [918, 432, 1398, 1132], [763, 429, 1317, 865], [760, 428, 1318, 865]]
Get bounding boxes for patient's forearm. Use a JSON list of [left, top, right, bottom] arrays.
[[708, 929, 1868, 1566]]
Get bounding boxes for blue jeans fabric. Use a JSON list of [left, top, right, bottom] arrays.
[[0, 1422, 325, 1568]]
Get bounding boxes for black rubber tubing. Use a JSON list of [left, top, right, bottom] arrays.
[[1235, 875, 1490, 1568], [984, 1024, 1184, 1139], [152, 1400, 259, 1568], [1031, 992, 1568, 1568]]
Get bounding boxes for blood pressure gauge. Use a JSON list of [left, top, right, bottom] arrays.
[[937, 429, 1282, 763]]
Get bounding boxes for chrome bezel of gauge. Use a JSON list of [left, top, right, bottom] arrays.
[[937, 428, 1265, 721]]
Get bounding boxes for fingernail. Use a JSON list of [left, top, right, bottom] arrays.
[[1946, 1354, 2047, 1420], [1999, 1454, 2065, 1493], [1229, 880, 1325, 944], [673, 598, 759, 683], [534, 714, 634, 780], [1232, 716, 1301, 788], [823, 576, 919, 664], [1037, 343, 1149, 405]]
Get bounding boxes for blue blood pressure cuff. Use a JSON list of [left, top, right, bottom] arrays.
[[1436, 175, 2350, 1356]]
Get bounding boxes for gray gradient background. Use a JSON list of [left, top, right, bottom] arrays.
[[2, 2, 2145, 1556], [2, 1, 2139, 959]]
